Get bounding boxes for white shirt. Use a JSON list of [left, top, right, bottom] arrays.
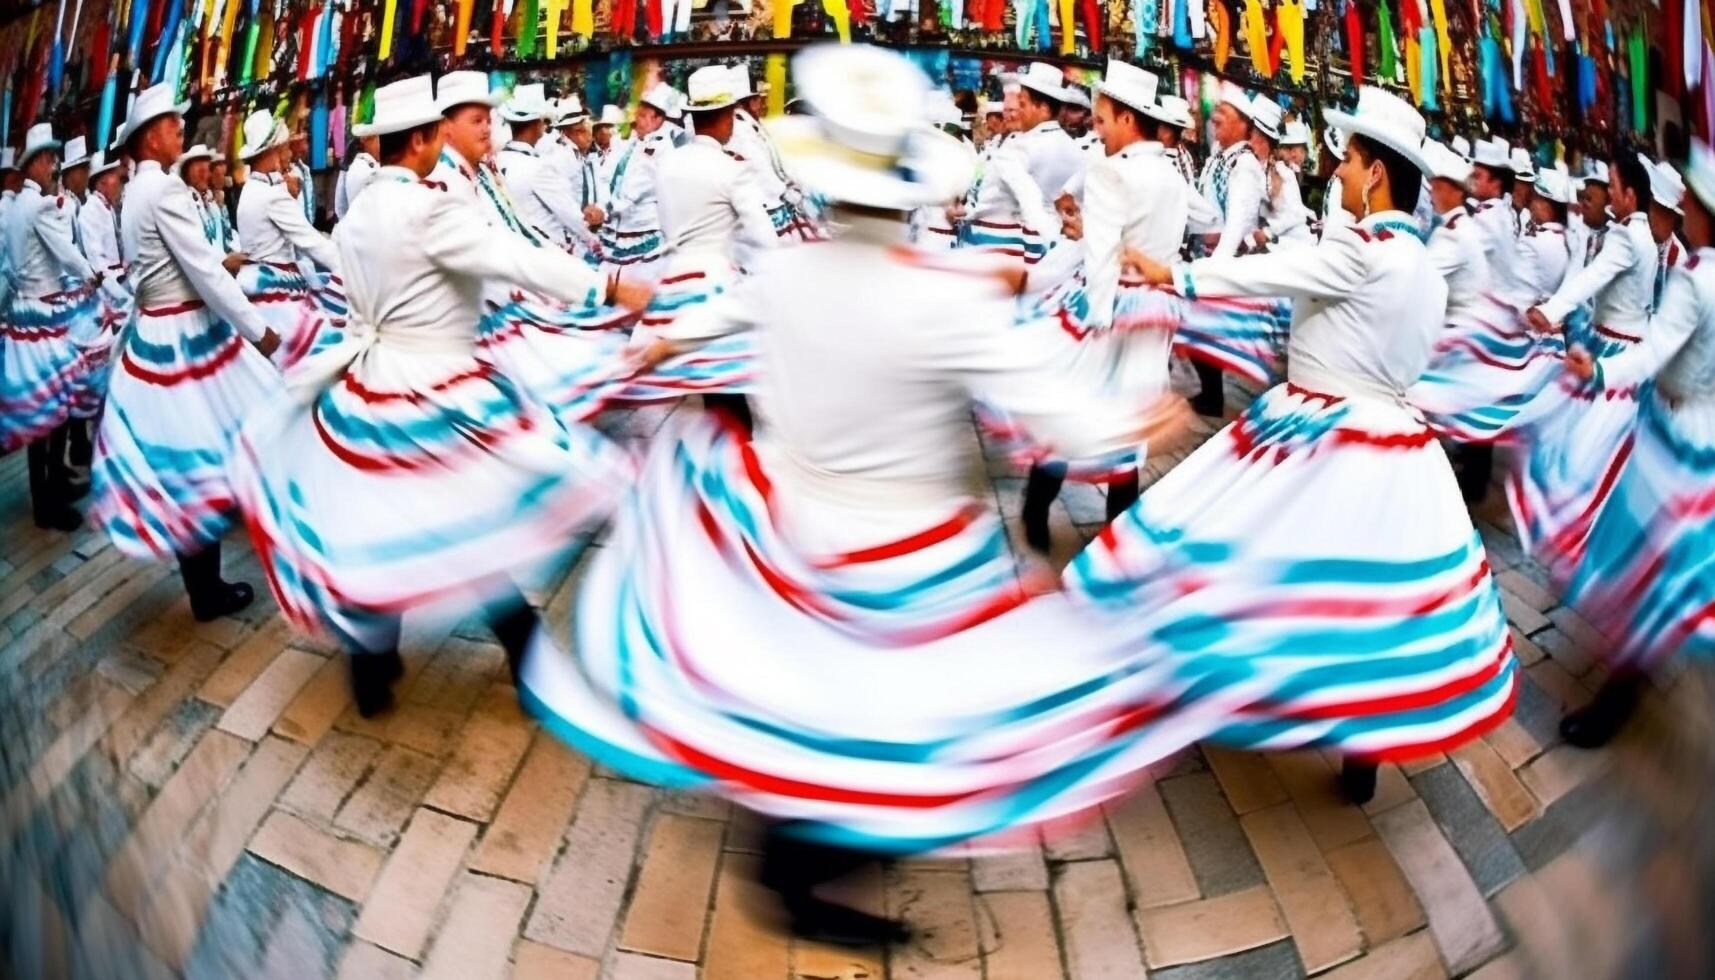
[[79, 188, 125, 275], [4, 179, 95, 295], [965, 141, 1057, 245], [1595, 247, 1715, 401], [1055, 134, 1110, 204], [1196, 141, 1266, 258], [237, 172, 340, 270], [1426, 207, 1491, 320], [1539, 211, 1658, 330], [1079, 141, 1190, 327], [592, 138, 627, 209], [1174, 211, 1447, 400], [604, 130, 673, 235], [1261, 160, 1314, 249], [334, 152, 380, 219], [498, 140, 587, 252], [431, 148, 545, 245], [122, 160, 269, 341], [1470, 196, 1529, 303], [654, 134, 777, 269], [727, 109, 792, 212], [1007, 121, 1082, 219], [1515, 222, 1571, 305]]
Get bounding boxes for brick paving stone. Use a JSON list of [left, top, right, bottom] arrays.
[[421, 685, 534, 821], [334, 745, 442, 847], [619, 814, 725, 961], [1531, 628, 1595, 678], [1361, 764, 1416, 816], [468, 730, 590, 884], [1509, 781, 1603, 872], [970, 838, 1050, 892], [702, 853, 791, 980], [610, 953, 699, 980], [94, 647, 166, 696], [217, 647, 324, 742], [353, 807, 479, 958], [511, 941, 601, 980], [1494, 570, 1558, 614], [1498, 590, 1550, 635], [67, 566, 174, 642], [419, 872, 533, 980], [334, 941, 417, 980], [1517, 744, 1609, 809], [1371, 800, 1505, 975], [886, 866, 983, 980], [1148, 940, 1305, 980], [976, 891, 1065, 980], [1135, 885, 1288, 969], [791, 862, 888, 980], [280, 731, 384, 823], [1449, 740, 1541, 832], [184, 851, 358, 980], [1238, 801, 1362, 973], [1462, 952, 1528, 980], [1104, 781, 1200, 908], [0, 681, 131, 835], [1052, 859, 1147, 980], [1203, 746, 1289, 815], [126, 695, 222, 789], [1485, 718, 1544, 771], [1525, 659, 1592, 715], [1159, 772, 1267, 897], [1493, 872, 1583, 979], [1409, 763, 1526, 896], [1509, 627, 1546, 667], [1316, 931, 1446, 980], [272, 655, 354, 746], [1399, 753, 1447, 777], [198, 618, 294, 707], [1509, 673, 1566, 748], [381, 701, 469, 758], [248, 809, 385, 903], [1324, 837, 1426, 947], [1547, 606, 1609, 655], [525, 777, 654, 956], [1265, 751, 1374, 855], [1040, 810, 1114, 861]]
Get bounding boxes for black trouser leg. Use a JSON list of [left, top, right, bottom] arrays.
[[1190, 360, 1225, 417], [758, 820, 909, 946], [67, 418, 93, 467], [176, 542, 255, 621], [703, 393, 753, 433], [1106, 471, 1140, 522], [1559, 671, 1644, 749], [28, 424, 80, 531], [1021, 465, 1064, 554], [485, 588, 540, 686], [1455, 443, 1495, 504], [1339, 759, 1378, 804]]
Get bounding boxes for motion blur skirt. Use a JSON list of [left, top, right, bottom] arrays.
[[0, 280, 99, 451]]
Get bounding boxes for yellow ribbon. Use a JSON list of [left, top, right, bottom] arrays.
[[1429, 0, 1451, 86], [544, 0, 561, 57], [766, 53, 787, 116], [1244, 0, 1268, 73], [1059, 0, 1075, 53], [216, 0, 240, 86], [1280, 0, 1305, 81], [572, 0, 593, 37], [773, 0, 793, 38], [1404, 33, 1421, 101], [378, 0, 397, 59], [822, 0, 850, 42]]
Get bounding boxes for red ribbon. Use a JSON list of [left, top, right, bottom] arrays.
[[1345, 1, 1364, 87]]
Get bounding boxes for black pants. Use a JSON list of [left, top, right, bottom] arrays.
[[1454, 443, 1494, 503], [1023, 466, 1141, 529], [1190, 360, 1225, 417], [68, 418, 93, 467], [176, 542, 227, 604], [704, 393, 753, 433], [334, 584, 539, 676], [26, 422, 74, 519], [759, 821, 884, 905]]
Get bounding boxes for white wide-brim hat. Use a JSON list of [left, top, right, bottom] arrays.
[[435, 70, 503, 116], [1449, 134, 1472, 160], [1060, 84, 1092, 110], [89, 150, 122, 177], [597, 104, 625, 127], [1471, 136, 1510, 170], [1014, 62, 1068, 103], [1145, 94, 1194, 130], [1532, 169, 1575, 205], [1582, 159, 1611, 186], [1510, 146, 1536, 179], [1686, 139, 1715, 214], [61, 136, 90, 169], [239, 109, 290, 159], [1323, 86, 1430, 175], [117, 84, 189, 148], [358, 74, 445, 137], [684, 65, 741, 113], [771, 44, 978, 211], [1247, 95, 1283, 141], [1280, 120, 1311, 147], [501, 82, 552, 123], [174, 144, 212, 175], [1219, 81, 1251, 114], [555, 96, 589, 126], [1093, 60, 1160, 118], [21, 122, 62, 167], [1643, 154, 1686, 215], [640, 82, 681, 116], [1421, 139, 1472, 185], [726, 65, 755, 101]]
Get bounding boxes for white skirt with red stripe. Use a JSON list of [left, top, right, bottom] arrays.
[[1407, 294, 1569, 443], [618, 263, 758, 402], [519, 412, 1219, 853], [236, 261, 344, 371], [90, 300, 285, 559], [0, 279, 101, 451], [1065, 381, 1518, 763]]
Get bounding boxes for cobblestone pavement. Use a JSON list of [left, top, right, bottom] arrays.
[[0, 392, 1699, 980]]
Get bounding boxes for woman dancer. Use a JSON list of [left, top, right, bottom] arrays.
[[230, 75, 651, 716], [1104, 88, 1517, 803], [520, 45, 1205, 946]]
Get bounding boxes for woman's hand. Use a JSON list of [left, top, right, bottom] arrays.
[[1121, 248, 1173, 286], [1564, 345, 1596, 382]]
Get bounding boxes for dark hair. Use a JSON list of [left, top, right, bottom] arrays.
[[1020, 86, 1062, 115], [1473, 163, 1514, 196], [1611, 152, 1653, 212], [379, 120, 441, 163], [1347, 134, 1422, 214]]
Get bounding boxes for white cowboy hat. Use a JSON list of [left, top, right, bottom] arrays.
[[501, 82, 553, 123], [20, 123, 62, 167], [1323, 86, 1431, 174], [1247, 95, 1283, 141], [357, 74, 444, 137], [1581, 159, 1610, 186], [1470, 136, 1510, 170], [117, 84, 189, 148], [89, 150, 122, 178], [1685, 139, 1715, 214], [1219, 81, 1251, 114], [1532, 169, 1575, 205], [1449, 134, 1472, 160], [61, 136, 90, 169], [1509, 146, 1536, 179], [596, 104, 625, 127], [1146, 94, 1194, 130], [554, 95, 589, 126], [1280, 120, 1311, 147], [1060, 84, 1092, 110], [173, 143, 213, 176], [640, 82, 680, 116], [684, 65, 741, 113], [769, 44, 977, 211], [238, 109, 290, 160], [1093, 61, 1160, 118], [435, 70, 502, 115], [725, 65, 755, 101], [1013, 62, 1068, 103], [1642, 154, 1686, 215], [1421, 139, 1473, 186], [978, 98, 1004, 118]]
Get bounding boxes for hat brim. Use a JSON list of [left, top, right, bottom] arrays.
[[355, 107, 447, 138], [1093, 83, 1157, 119], [22, 140, 64, 165], [556, 114, 591, 127], [117, 101, 191, 148], [1324, 107, 1429, 174], [61, 154, 91, 169], [436, 92, 504, 115], [90, 159, 122, 177], [768, 116, 975, 211], [685, 96, 741, 114], [238, 132, 290, 160], [1016, 76, 1066, 103], [1143, 104, 1193, 129], [500, 108, 550, 123]]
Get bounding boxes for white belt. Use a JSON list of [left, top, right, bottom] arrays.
[[1287, 360, 1411, 409], [286, 314, 470, 405]]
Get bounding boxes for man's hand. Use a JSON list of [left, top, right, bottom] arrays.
[[609, 278, 652, 313], [1122, 248, 1173, 286], [284, 172, 302, 198], [1201, 233, 1220, 251], [222, 252, 248, 275], [583, 205, 605, 228], [1251, 228, 1271, 249], [1524, 306, 1553, 333], [1564, 345, 1596, 382], [1060, 211, 1083, 241], [255, 328, 282, 359]]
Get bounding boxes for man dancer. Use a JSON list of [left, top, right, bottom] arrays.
[[334, 133, 380, 219], [587, 83, 678, 286], [497, 83, 585, 252], [92, 85, 283, 619], [1188, 84, 1267, 416], [288, 128, 316, 227], [541, 96, 602, 257]]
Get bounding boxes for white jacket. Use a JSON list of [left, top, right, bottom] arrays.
[[1595, 247, 1715, 400], [334, 152, 381, 219], [1079, 141, 1189, 328], [654, 135, 777, 270], [604, 130, 674, 235], [79, 188, 125, 277], [121, 160, 269, 341], [4, 180, 95, 295], [1195, 142, 1266, 259], [1426, 207, 1492, 320], [237, 172, 340, 271], [1539, 211, 1658, 331], [498, 140, 589, 252]]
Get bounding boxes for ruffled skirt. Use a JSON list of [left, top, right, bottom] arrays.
[[1066, 383, 1518, 762], [236, 262, 344, 371], [1407, 294, 1569, 443], [474, 287, 640, 424], [520, 414, 1215, 852], [0, 280, 101, 450], [598, 227, 667, 285], [67, 279, 133, 419], [90, 300, 284, 559], [620, 268, 757, 402]]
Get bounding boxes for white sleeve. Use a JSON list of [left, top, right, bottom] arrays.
[[1175, 221, 1367, 301], [155, 183, 270, 341], [421, 192, 607, 308], [731, 170, 779, 257], [1594, 268, 1702, 390], [531, 156, 589, 241], [1425, 227, 1467, 281], [1213, 156, 1264, 258], [266, 188, 341, 271], [36, 198, 96, 280], [1078, 162, 1127, 328], [1539, 228, 1636, 324]]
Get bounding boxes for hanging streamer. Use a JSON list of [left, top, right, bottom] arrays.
[[519, 0, 539, 55], [1509, 0, 1526, 88], [1134, 0, 1156, 58], [543, 0, 561, 56], [1628, 28, 1647, 132], [1080, 0, 1102, 49], [1420, 25, 1439, 107], [48, 0, 66, 97], [149, 0, 184, 83], [1280, 0, 1305, 81], [311, 92, 328, 169], [1376, 0, 1396, 79], [453, 0, 474, 54], [1685, 0, 1701, 90], [1429, 0, 1451, 86], [1058, 0, 1075, 52], [772, 0, 790, 37], [1242, 0, 1268, 73], [1173, 0, 1193, 48], [766, 53, 787, 115], [1404, 29, 1420, 101], [1209, 0, 1231, 71], [1344, 0, 1363, 87], [378, 0, 397, 58], [95, 58, 117, 148], [573, 0, 593, 37], [823, 0, 851, 41]]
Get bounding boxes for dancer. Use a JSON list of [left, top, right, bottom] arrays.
[[230, 74, 648, 717], [0, 123, 99, 530], [496, 84, 585, 254], [589, 84, 677, 286], [1643, 157, 1687, 312], [1517, 170, 1574, 302], [732, 72, 813, 247], [90, 85, 283, 619], [521, 45, 1203, 945], [235, 109, 344, 369], [1186, 84, 1267, 416], [1106, 88, 1516, 803], [537, 96, 602, 257], [1253, 103, 1314, 252], [951, 80, 1054, 263], [1551, 143, 1715, 747], [333, 133, 380, 220]]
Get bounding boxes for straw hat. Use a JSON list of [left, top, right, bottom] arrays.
[[357, 75, 445, 137], [1323, 87, 1431, 174]]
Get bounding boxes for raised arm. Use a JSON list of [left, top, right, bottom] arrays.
[[1591, 267, 1705, 391], [1174, 220, 1366, 301], [266, 186, 341, 271], [1537, 226, 1637, 325], [421, 192, 608, 308]]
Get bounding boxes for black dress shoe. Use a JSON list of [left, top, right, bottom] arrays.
[[785, 897, 912, 948], [350, 653, 401, 718], [1338, 760, 1378, 805], [1559, 677, 1642, 749], [189, 582, 255, 622], [33, 506, 83, 532]]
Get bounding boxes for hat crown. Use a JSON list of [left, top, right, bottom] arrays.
[[598, 104, 624, 126], [1642, 154, 1686, 210], [1248, 95, 1283, 135], [641, 82, 680, 114], [1015, 62, 1067, 100], [726, 66, 755, 100], [1533, 169, 1574, 204], [356, 73, 443, 138], [1472, 137, 1510, 168], [63, 136, 88, 163], [436, 70, 496, 113], [24, 123, 56, 149], [1096, 60, 1160, 113], [1423, 139, 1473, 184], [686, 66, 738, 109], [1281, 120, 1311, 146]]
